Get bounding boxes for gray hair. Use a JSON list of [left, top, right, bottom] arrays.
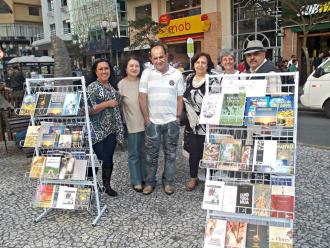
[[219, 49, 235, 62]]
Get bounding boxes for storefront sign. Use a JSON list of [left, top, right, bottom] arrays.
[[187, 38, 194, 58], [159, 14, 171, 26], [158, 14, 211, 39], [300, 1, 330, 15]]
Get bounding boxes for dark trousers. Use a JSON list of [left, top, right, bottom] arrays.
[[188, 133, 205, 178]]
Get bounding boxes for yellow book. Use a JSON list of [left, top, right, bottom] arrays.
[[23, 125, 41, 147], [29, 156, 46, 179]]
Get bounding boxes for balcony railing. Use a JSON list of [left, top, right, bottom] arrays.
[[0, 23, 43, 39], [34, 28, 71, 42]]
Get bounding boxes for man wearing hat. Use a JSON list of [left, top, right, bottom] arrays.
[[244, 40, 281, 93]]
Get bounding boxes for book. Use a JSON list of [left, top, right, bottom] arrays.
[[246, 224, 269, 248], [71, 130, 84, 148], [253, 184, 271, 216], [47, 92, 66, 116], [202, 180, 225, 211], [58, 134, 72, 148], [33, 184, 55, 208], [218, 139, 242, 171], [36, 122, 56, 147], [29, 156, 46, 179], [271, 185, 294, 219], [221, 79, 267, 97], [209, 134, 233, 144], [43, 156, 61, 179], [58, 157, 75, 180], [54, 186, 77, 209], [199, 94, 223, 125], [236, 184, 253, 214], [222, 185, 237, 213], [219, 93, 246, 126], [244, 97, 269, 126], [48, 125, 66, 147], [225, 221, 247, 248], [35, 93, 51, 115], [203, 143, 221, 162], [19, 94, 37, 116], [62, 92, 81, 116], [274, 143, 294, 174], [239, 146, 252, 171], [254, 107, 277, 126], [269, 95, 294, 127], [269, 226, 293, 248], [253, 140, 277, 172], [71, 159, 88, 180], [75, 188, 92, 210], [40, 133, 57, 149], [23, 125, 41, 147], [270, 175, 293, 186], [204, 219, 227, 248]]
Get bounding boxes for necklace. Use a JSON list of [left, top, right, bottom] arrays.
[[192, 76, 205, 88]]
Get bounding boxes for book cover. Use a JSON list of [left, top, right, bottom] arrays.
[[239, 146, 251, 171], [19, 94, 37, 116], [47, 92, 66, 116], [222, 185, 237, 213], [246, 224, 269, 248], [236, 184, 253, 214], [36, 122, 56, 147], [253, 140, 277, 172], [269, 95, 294, 127], [62, 92, 81, 116], [199, 94, 223, 125], [253, 184, 271, 217], [48, 125, 66, 135], [219, 93, 246, 126], [54, 186, 77, 209], [274, 143, 294, 174], [209, 134, 233, 144], [269, 226, 293, 248], [254, 107, 277, 126], [43, 156, 61, 179], [75, 188, 92, 210], [35, 93, 51, 115], [244, 97, 269, 126], [33, 184, 55, 208], [71, 130, 83, 148], [71, 159, 88, 180], [70, 151, 87, 160], [218, 139, 242, 171], [58, 157, 75, 180], [29, 156, 46, 179], [23, 125, 41, 147], [204, 219, 227, 248], [270, 175, 293, 186], [202, 180, 225, 211], [225, 221, 247, 248], [58, 134, 72, 148], [221, 79, 267, 97], [271, 186, 294, 219], [40, 133, 57, 149], [203, 143, 221, 162]]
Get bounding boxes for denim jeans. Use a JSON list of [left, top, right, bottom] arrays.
[[144, 121, 180, 187], [127, 131, 147, 185]]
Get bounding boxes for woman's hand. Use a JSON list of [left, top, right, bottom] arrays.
[[105, 99, 118, 108]]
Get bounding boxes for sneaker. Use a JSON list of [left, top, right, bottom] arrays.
[[163, 185, 174, 195], [143, 185, 154, 195]]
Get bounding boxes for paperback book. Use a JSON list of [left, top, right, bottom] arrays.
[[202, 180, 225, 211], [274, 143, 294, 174], [58, 157, 75, 180], [43, 156, 61, 179], [271, 185, 294, 219], [246, 224, 269, 248], [218, 139, 242, 171], [35, 93, 51, 115], [29, 156, 46, 179], [75, 188, 92, 210], [203, 143, 221, 162], [254, 107, 278, 126], [239, 146, 252, 171], [40, 133, 57, 149], [199, 94, 223, 125], [219, 93, 246, 126], [58, 134, 72, 148], [269, 226, 293, 248], [71, 159, 88, 180], [62, 92, 81, 116], [23, 125, 41, 147], [54, 186, 77, 209], [244, 96, 269, 126], [47, 92, 66, 116], [222, 185, 237, 213], [221, 79, 267, 97], [253, 184, 271, 217], [253, 140, 277, 172], [236, 184, 253, 214], [225, 221, 247, 248], [269, 95, 294, 127], [33, 184, 55, 208], [204, 219, 227, 248], [19, 94, 37, 116]]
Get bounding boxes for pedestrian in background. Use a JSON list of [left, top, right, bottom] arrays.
[[87, 58, 124, 197], [139, 43, 184, 195], [312, 52, 324, 71], [118, 56, 146, 193], [237, 59, 246, 73]]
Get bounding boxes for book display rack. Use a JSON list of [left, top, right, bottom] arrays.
[[201, 72, 298, 248], [19, 77, 107, 226]]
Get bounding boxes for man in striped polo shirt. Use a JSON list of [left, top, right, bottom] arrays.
[[139, 43, 185, 195]]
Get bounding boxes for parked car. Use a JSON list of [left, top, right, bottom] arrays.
[[300, 57, 330, 117]]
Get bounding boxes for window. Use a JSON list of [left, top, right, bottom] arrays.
[[28, 6, 39, 16], [165, 0, 201, 19], [47, 0, 54, 11], [61, 0, 67, 7], [135, 4, 151, 19]]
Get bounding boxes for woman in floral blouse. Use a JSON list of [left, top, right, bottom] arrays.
[[87, 58, 124, 197]]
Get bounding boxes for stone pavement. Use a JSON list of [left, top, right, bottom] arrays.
[[0, 141, 329, 248]]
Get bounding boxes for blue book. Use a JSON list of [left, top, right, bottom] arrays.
[[62, 92, 81, 116], [244, 96, 269, 126], [254, 107, 277, 126], [269, 95, 294, 127]]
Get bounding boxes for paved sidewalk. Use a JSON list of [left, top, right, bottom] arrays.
[[0, 141, 329, 248]]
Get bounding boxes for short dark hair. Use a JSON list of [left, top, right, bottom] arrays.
[[150, 42, 167, 56], [91, 58, 117, 89], [191, 52, 214, 73], [121, 56, 143, 78]]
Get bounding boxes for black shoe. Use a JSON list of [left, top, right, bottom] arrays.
[[104, 186, 118, 197]]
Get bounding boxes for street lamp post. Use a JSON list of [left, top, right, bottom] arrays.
[[100, 20, 109, 59]]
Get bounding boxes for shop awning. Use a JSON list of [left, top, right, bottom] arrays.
[[291, 22, 330, 32]]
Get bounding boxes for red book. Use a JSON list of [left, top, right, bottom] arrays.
[[271, 194, 294, 219]]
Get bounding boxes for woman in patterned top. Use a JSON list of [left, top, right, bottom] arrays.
[[87, 58, 124, 197], [182, 52, 219, 191]]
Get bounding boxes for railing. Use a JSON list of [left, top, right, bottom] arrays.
[[0, 24, 43, 39]]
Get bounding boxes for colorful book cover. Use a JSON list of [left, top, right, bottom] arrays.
[[35, 93, 51, 116], [225, 221, 247, 248], [54, 186, 77, 209], [23, 125, 40, 147], [71, 159, 88, 180], [40, 133, 57, 149], [62, 92, 81, 116], [36, 122, 56, 147], [246, 224, 269, 248], [204, 219, 227, 248], [202, 180, 225, 211], [218, 139, 242, 171], [274, 143, 294, 174], [203, 143, 221, 162], [239, 146, 252, 171], [19, 94, 37, 116], [271, 185, 294, 219], [269, 226, 293, 248], [222, 185, 237, 213], [29, 156, 46, 179], [75, 188, 92, 210], [219, 93, 246, 126], [71, 130, 83, 148], [58, 134, 72, 148], [269, 95, 294, 127], [58, 157, 75, 180], [253, 184, 271, 217], [33, 184, 55, 208], [254, 107, 277, 126], [199, 94, 223, 125], [47, 92, 66, 116], [244, 96, 269, 126], [236, 184, 253, 214], [209, 134, 233, 144], [43, 156, 61, 179]]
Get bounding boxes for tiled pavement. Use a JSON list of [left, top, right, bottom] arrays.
[[0, 141, 329, 248]]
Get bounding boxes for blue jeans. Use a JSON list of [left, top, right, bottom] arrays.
[[127, 131, 147, 185], [144, 121, 180, 187]]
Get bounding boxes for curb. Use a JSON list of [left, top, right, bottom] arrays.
[[298, 142, 330, 150]]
